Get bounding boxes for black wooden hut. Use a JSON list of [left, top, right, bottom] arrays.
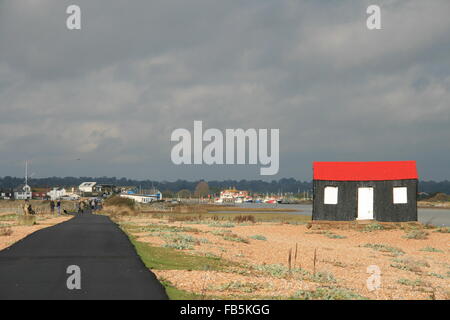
[[312, 161, 418, 222]]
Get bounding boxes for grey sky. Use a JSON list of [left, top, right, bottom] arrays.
[[0, 0, 449, 181]]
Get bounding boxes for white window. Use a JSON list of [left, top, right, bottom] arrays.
[[393, 187, 408, 204], [324, 186, 338, 204]]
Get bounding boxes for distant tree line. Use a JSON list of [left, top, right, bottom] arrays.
[[1, 176, 449, 195]]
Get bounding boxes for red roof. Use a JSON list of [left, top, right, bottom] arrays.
[[313, 161, 418, 181]]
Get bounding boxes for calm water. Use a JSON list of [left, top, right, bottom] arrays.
[[229, 203, 450, 227]]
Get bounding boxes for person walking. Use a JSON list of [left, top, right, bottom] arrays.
[[79, 200, 85, 215], [56, 200, 61, 216], [22, 200, 30, 215], [50, 200, 55, 214]]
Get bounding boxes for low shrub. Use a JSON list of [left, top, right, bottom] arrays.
[[293, 287, 366, 300], [403, 230, 429, 240], [362, 243, 405, 256], [363, 223, 384, 232], [104, 196, 135, 209], [420, 247, 443, 253], [17, 215, 36, 226], [233, 215, 256, 224], [249, 235, 267, 241], [434, 227, 450, 233]]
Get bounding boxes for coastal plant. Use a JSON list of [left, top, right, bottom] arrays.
[[208, 281, 269, 293], [392, 257, 429, 268], [211, 229, 232, 236], [324, 232, 347, 239], [434, 227, 450, 233], [160, 233, 200, 250], [363, 223, 384, 232], [162, 242, 194, 250], [223, 234, 249, 244], [390, 257, 429, 273], [420, 247, 443, 253], [403, 230, 429, 240], [0, 214, 17, 221], [309, 271, 337, 283], [249, 235, 267, 241], [397, 278, 426, 287], [362, 243, 405, 256], [253, 264, 309, 279], [208, 222, 235, 228], [427, 272, 445, 279], [293, 287, 366, 300]]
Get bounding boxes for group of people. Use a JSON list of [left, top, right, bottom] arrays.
[[22, 198, 102, 216], [76, 198, 101, 215], [49, 200, 62, 215]]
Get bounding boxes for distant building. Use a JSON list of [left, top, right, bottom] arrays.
[[0, 189, 13, 200], [94, 184, 117, 196], [312, 161, 418, 222], [47, 188, 67, 201], [14, 184, 32, 200], [216, 188, 250, 203], [120, 189, 162, 203], [32, 191, 48, 200], [79, 182, 97, 193]]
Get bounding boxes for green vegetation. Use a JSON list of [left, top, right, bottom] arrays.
[[208, 222, 235, 228], [0, 214, 18, 222], [209, 281, 270, 293], [434, 227, 450, 233], [292, 287, 366, 300], [309, 271, 337, 283], [253, 264, 307, 278], [252, 264, 336, 284], [363, 223, 384, 232], [249, 235, 267, 241], [427, 272, 445, 279], [420, 247, 443, 253], [210, 229, 232, 236], [223, 233, 249, 244], [129, 236, 235, 271], [160, 280, 202, 300], [362, 243, 405, 256], [121, 222, 203, 236], [397, 278, 426, 287], [324, 232, 347, 239], [390, 258, 428, 273], [104, 195, 135, 209], [403, 230, 429, 240]]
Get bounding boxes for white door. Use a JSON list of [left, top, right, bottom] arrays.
[[357, 187, 374, 220]]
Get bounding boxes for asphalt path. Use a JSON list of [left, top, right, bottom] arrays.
[[0, 211, 168, 300]]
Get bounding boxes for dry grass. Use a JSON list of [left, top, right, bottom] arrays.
[[0, 227, 13, 236]]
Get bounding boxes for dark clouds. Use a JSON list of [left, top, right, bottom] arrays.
[[0, 0, 449, 180]]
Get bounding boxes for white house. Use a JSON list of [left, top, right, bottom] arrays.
[[14, 184, 32, 200], [79, 182, 97, 193], [47, 188, 67, 201]]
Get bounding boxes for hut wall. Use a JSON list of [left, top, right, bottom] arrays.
[[313, 179, 417, 222]]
